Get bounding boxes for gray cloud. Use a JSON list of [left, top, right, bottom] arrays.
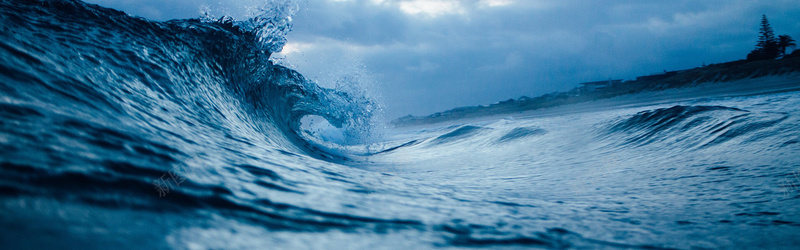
[[85, 0, 800, 118]]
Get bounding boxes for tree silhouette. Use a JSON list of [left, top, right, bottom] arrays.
[[747, 15, 780, 60], [757, 15, 777, 51], [777, 35, 796, 57]]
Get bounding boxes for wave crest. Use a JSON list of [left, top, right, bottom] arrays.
[[607, 105, 789, 148]]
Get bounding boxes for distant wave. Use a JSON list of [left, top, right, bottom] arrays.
[[607, 105, 789, 148]]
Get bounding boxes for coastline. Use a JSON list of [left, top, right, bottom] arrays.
[[392, 56, 800, 126], [511, 74, 800, 120]]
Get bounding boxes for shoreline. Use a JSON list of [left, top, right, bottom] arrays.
[[392, 56, 800, 127], [392, 74, 800, 127], [515, 74, 800, 119]]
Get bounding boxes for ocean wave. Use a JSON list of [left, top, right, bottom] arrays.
[[607, 105, 789, 148], [3, 1, 800, 249]]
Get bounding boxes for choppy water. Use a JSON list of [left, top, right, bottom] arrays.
[[1, 1, 799, 249]]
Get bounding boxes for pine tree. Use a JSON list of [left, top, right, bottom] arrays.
[[757, 15, 776, 50], [747, 15, 780, 60]]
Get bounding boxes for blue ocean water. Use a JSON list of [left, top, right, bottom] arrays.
[[1, 0, 799, 249]]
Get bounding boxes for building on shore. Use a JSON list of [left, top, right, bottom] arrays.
[[579, 79, 622, 94]]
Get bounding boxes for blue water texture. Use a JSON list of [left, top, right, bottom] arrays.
[[1, 0, 799, 249]]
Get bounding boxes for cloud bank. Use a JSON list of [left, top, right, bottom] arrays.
[[86, 0, 800, 118]]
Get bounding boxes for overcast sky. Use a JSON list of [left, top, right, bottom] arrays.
[[85, 0, 800, 118]]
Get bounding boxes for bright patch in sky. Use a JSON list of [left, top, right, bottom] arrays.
[[478, 0, 514, 7], [398, 0, 464, 17]]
